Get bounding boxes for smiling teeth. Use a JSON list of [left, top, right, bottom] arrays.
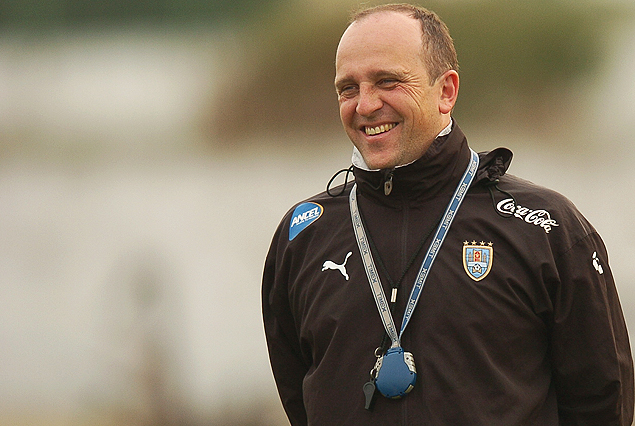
[[365, 123, 396, 136]]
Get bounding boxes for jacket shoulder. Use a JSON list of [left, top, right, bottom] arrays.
[[495, 173, 598, 250], [270, 185, 351, 246]]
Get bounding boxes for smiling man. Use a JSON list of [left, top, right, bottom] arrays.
[[335, 9, 457, 171], [262, 4, 634, 425]]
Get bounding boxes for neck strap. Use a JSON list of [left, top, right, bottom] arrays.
[[349, 149, 479, 348]]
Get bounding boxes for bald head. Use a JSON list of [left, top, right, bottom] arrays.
[[336, 11, 425, 80], [348, 4, 458, 84]]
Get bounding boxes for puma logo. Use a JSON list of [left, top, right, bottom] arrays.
[[322, 251, 353, 281]]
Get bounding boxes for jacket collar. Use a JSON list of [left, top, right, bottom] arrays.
[[352, 122, 513, 204]]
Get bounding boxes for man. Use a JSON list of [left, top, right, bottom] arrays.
[[262, 3, 634, 425]]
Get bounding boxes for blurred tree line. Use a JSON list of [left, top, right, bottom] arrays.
[[0, 0, 276, 27], [1, 0, 631, 142], [210, 0, 630, 142]]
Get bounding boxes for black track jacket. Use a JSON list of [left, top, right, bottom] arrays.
[[262, 124, 634, 425]]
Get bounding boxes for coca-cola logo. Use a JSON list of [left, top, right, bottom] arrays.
[[496, 198, 559, 234]]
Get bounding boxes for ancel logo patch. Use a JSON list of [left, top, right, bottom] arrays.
[[289, 202, 323, 241]]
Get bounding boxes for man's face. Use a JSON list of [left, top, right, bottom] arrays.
[[335, 12, 450, 170]]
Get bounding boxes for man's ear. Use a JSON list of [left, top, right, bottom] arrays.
[[438, 70, 459, 114]]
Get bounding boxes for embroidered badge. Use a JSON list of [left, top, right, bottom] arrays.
[[289, 202, 323, 241], [463, 241, 494, 281], [322, 251, 353, 280]]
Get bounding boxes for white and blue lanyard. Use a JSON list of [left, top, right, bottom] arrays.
[[349, 149, 479, 349]]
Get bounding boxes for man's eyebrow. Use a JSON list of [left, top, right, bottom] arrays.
[[372, 69, 408, 80], [335, 69, 409, 88], [334, 76, 354, 89]]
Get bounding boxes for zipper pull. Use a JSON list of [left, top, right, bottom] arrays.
[[383, 171, 394, 196]]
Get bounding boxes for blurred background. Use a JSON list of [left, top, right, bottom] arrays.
[[0, 0, 634, 425]]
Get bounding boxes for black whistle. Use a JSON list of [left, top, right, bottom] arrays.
[[363, 380, 377, 410]]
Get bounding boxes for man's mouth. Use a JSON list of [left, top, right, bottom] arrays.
[[364, 123, 397, 136]]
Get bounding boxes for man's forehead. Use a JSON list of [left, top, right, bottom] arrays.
[[339, 11, 421, 47], [335, 12, 424, 78]]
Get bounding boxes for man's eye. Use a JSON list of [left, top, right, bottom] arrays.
[[338, 86, 357, 97], [378, 79, 399, 88]]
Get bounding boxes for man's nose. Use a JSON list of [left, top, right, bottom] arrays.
[[356, 84, 383, 117]]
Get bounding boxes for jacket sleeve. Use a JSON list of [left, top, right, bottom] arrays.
[[262, 226, 309, 426], [550, 232, 634, 425]]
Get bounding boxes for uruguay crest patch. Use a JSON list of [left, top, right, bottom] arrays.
[[463, 241, 493, 281], [289, 202, 323, 241]]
